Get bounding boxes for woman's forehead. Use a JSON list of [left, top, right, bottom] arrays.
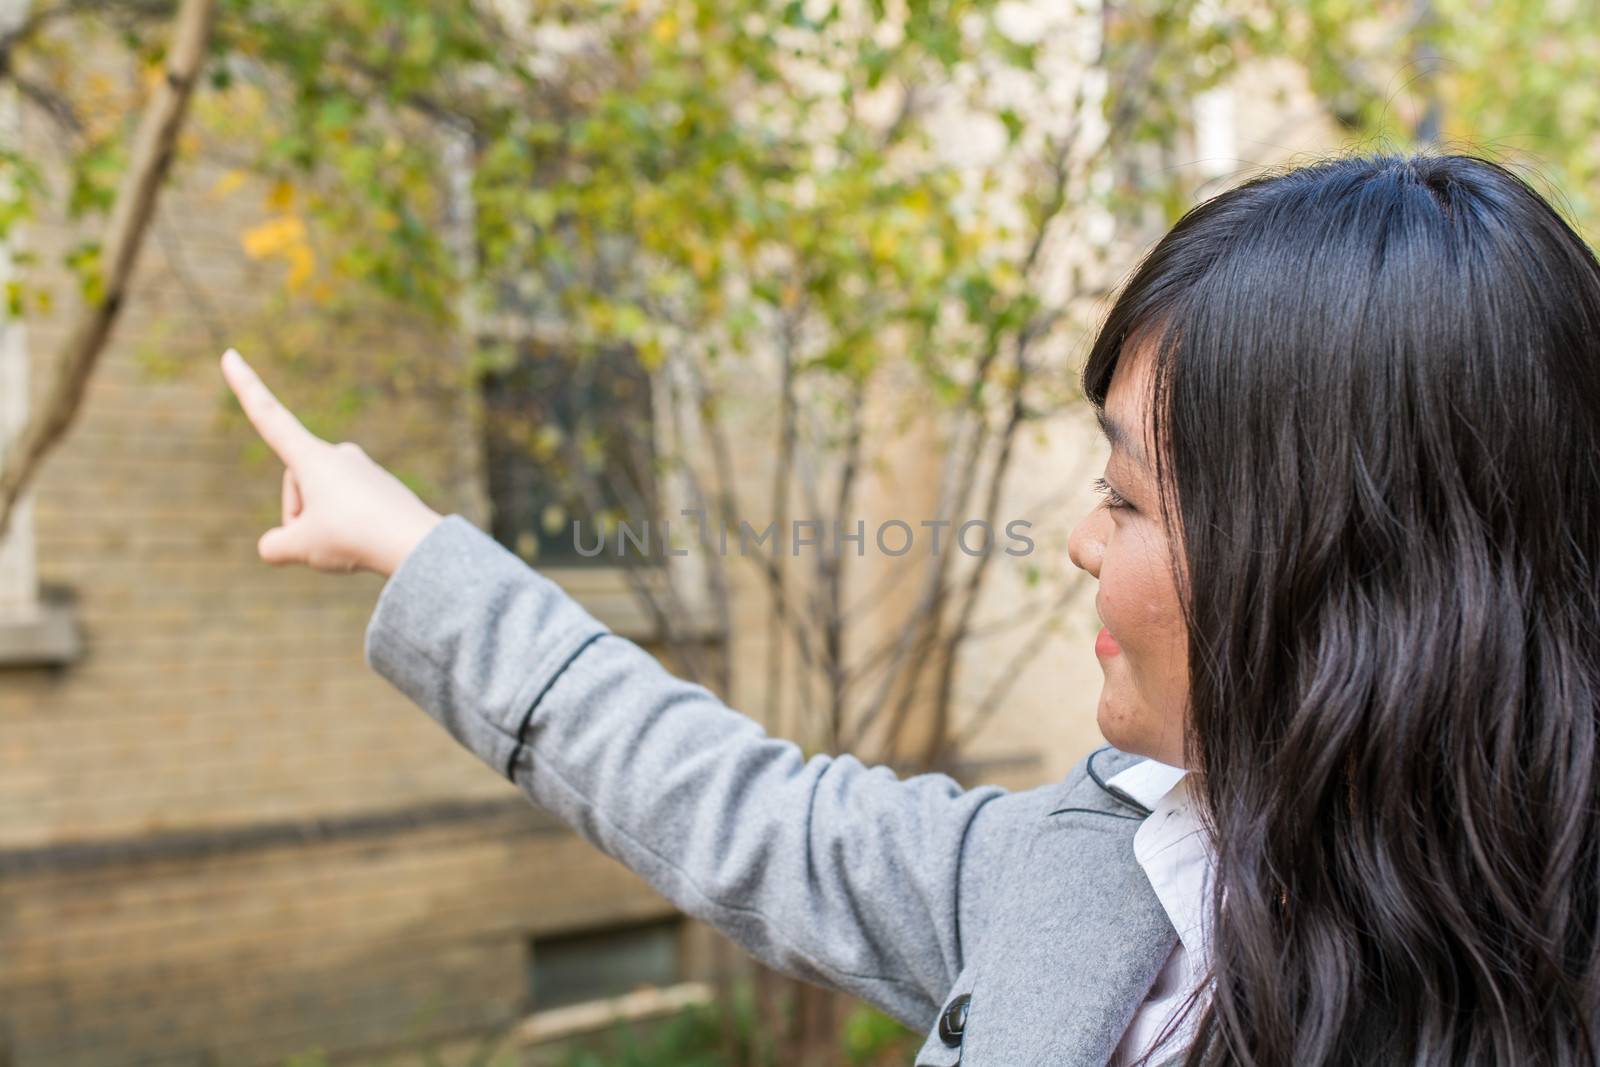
[[1102, 344, 1157, 458]]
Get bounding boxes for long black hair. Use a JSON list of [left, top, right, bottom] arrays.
[[1082, 153, 1600, 1065]]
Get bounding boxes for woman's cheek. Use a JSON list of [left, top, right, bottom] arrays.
[[1098, 547, 1141, 654], [1117, 536, 1190, 729], [1100, 535, 1173, 683]]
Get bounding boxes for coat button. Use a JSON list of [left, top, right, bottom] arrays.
[[938, 992, 971, 1047]]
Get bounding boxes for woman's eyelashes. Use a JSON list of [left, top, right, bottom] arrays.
[[1091, 476, 1133, 512]]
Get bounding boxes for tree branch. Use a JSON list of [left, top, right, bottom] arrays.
[[0, 0, 215, 540]]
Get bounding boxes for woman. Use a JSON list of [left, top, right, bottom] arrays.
[[220, 152, 1600, 1065]]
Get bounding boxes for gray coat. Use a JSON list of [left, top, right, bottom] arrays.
[[364, 515, 1182, 1066]]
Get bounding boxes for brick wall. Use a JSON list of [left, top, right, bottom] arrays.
[[0, 805, 685, 1064]]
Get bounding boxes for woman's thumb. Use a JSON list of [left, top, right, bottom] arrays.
[[258, 523, 307, 566]]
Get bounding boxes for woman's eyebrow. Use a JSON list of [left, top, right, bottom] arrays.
[[1095, 407, 1148, 467]]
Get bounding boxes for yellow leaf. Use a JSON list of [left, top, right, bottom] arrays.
[[285, 246, 315, 292], [240, 215, 307, 259], [210, 170, 248, 200], [266, 179, 295, 212]]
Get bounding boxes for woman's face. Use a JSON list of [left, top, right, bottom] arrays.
[[1067, 345, 1190, 767]]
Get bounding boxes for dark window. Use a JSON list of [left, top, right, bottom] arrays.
[[527, 916, 685, 1011], [481, 342, 658, 566]]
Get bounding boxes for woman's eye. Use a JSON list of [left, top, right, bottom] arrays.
[[1091, 476, 1131, 511]]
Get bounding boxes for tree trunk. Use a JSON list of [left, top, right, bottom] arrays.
[[0, 0, 217, 541]]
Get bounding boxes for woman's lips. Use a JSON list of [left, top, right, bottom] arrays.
[[1095, 626, 1121, 657]]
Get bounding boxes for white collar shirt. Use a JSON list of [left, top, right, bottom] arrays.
[[1104, 759, 1215, 1066]]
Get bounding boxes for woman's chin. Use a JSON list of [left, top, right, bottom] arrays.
[[1098, 702, 1187, 767], [1095, 690, 1139, 752]]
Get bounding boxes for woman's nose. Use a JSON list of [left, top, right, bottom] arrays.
[[1067, 508, 1105, 578]]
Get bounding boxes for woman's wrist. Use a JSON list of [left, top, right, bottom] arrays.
[[374, 505, 445, 579]]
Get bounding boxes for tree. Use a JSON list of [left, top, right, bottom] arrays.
[[0, 0, 216, 541]]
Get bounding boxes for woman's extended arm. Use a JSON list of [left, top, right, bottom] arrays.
[[218, 349, 1023, 1028], [367, 512, 1009, 1025]]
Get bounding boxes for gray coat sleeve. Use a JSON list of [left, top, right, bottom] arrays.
[[362, 514, 1019, 1029]]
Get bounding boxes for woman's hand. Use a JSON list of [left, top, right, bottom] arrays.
[[220, 348, 443, 578]]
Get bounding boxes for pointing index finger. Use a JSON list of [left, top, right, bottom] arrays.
[[220, 348, 322, 466]]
